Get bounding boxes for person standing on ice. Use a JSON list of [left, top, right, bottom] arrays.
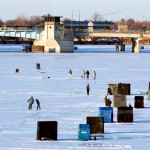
[[93, 71, 96, 80], [86, 70, 90, 79], [86, 84, 90, 95], [27, 96, 34, 110], [83, 70, 86, 79], [35, 99, 41, 110], [68, 69, 72, 78], [104, 95, 112, 107]]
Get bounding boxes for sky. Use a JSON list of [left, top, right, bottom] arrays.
[[0, 0, 150, 21]]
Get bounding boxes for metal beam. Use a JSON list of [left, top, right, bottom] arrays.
[[0, 30, 42, 40]]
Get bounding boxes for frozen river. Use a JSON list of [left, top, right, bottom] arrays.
[[0, 45, 150, 149]]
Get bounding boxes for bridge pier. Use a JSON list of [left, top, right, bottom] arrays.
[[131, 38, 142, 53], [33, 16, 74, 53]]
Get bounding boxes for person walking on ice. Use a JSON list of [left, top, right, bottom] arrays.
[[93, 71, 96, 80], [27, 96, 34, 110], [68, 69, 72, 78], [86, 84, 90, 95], [35, 99, 41, 110]]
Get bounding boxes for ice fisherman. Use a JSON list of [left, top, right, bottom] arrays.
[[69, 69, 72, 78], [27, 96, 34, 110], [86, 84, 90, 95], [35, 99, 41, 110], [15, 68, 19, 73], [104, 95, 112, 107]]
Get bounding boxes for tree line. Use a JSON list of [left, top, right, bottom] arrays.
[[0, 13, 150, 31], [0, 15, 44, 26]]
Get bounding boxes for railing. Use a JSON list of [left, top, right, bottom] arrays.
[[0, 30, 42, 40], [0, 27, 43, 31]]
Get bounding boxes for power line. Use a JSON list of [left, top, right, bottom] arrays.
[[102, 10, 125, 16], [128, 9, 150, 20], [102, 9, 150, 21]]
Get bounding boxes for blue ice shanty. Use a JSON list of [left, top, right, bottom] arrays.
[[78, 124, 91, 141], [98, 107, 113, 123]]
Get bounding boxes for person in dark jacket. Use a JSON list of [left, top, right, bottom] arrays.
[[86, 70, 90, 79], [86, 84, 90, 95], [15, 68, 19, 73], [35, 99, 41, 110], [27, 96, 34, 110], [107, 85, 112, 95], [104, 95, 112, 107]]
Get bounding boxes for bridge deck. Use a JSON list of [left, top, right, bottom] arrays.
[[74, 29, 150, 38], [0, 30, 42, 40]]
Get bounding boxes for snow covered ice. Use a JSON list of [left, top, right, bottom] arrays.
[[0, 45, 150, 149]]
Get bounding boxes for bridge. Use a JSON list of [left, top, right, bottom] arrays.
[[0, 30, 42, 40], [0, 16, 75, 53], [74, 29, 150, 53], [0, 16, 150, 53]]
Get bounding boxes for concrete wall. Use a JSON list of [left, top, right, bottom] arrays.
[[32, 19, 74, 53]]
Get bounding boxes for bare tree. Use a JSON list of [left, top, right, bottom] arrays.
[[91, 12, 104, 21], [5, 15, 44, 26], [15, 15, 29, 26], [113, 18, 150, 30], [28, 16, 44, 25], [5, 15, 29, 26], [5, 19, 16, 26]]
